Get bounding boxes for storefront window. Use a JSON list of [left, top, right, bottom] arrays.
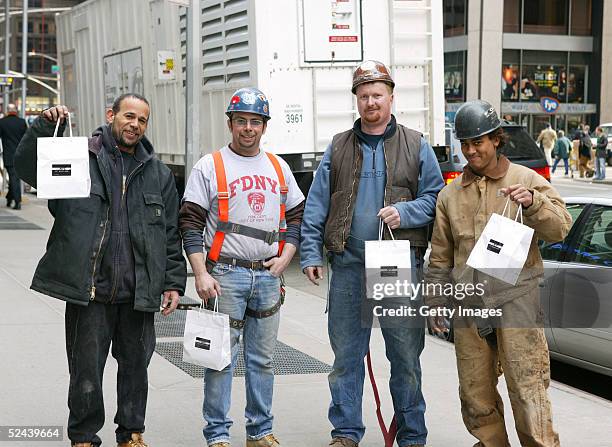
[[570, 0, 592, 36], [520, 51, 568, 102], [568, 52, 590, 103], [567, 66, 586, 103], [444, 51, 465, 102], [502, 65, 520, 101], [503, 0, 521, 33], [443, 0, 468, 37], [523, 0, 569, 35]]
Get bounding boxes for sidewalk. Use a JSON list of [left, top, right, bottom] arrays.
[[1, 196, 612, 446], [551, 161, 612, 185]]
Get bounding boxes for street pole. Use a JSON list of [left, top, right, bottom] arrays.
[[20, 0, 27, 118], [3, 0, 9, 111], [185, 0, 201, 184], [18, 0, 27, 202]]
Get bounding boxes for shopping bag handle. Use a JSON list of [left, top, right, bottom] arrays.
[[500, 197, 523, 224], [52, 111, 73, 138], [378, 219, 396, 241]]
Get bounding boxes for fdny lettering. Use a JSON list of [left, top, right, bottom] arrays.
[[228, 175, 279, 198]]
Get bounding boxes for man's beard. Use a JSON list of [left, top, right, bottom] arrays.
[[112, 127, 140, 149]]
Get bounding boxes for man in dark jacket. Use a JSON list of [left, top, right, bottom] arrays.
[[594, 126, 609, 180], [14, 94, 187, 447], [0, 103, 28, 209]]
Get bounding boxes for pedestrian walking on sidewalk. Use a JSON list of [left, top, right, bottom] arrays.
[[14, 95, 187, 447], [578, 125, 594, 178], [594, 126, 609, 180], [179, 87, 305, 447], [426, 100, 571, 447], [536, 123, 556, 166], [0, 103, 27, 210], [300, 60, 444, 447], [551, 130, 571, 176]]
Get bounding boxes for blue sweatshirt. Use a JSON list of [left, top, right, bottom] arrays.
[[300, 119, 444, 269]]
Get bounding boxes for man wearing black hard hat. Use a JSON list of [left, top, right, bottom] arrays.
[[426, 100, 571, 446]]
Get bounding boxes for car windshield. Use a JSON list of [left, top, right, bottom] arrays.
[[499, 127, 545, 161], [601, 126, 612, 136]]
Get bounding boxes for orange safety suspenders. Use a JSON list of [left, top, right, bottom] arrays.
[[207, 150, 288, 265]]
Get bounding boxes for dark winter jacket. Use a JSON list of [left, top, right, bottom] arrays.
[[14, 117, 186, 312], [0, 113, 28, 166]]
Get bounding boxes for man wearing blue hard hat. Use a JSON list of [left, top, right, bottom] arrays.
[[179, 87, 305, 447]]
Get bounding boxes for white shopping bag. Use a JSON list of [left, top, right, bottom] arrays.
[[182, 299, 231, 370], [466, 198, 535, 285], [365, 221, 412, 300], [36, 113, 90, 199]]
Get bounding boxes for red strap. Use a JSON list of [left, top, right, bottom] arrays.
[[265, 152, 288, 256], [366, 351, 398, 447], [209, 151, 229, 263]]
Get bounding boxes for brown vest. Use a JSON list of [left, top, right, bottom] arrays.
[[323, 123, 428, 252]]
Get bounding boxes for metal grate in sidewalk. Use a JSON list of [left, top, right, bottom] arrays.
[[154, 299, 332, 378], [155, 340, 332, 378], [0, 210, 43, 230]]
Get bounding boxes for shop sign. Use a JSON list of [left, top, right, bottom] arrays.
[[502, 102, 596, 115], [540, 96, 560, 114]]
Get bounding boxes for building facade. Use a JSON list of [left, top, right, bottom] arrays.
[[443, 0, 611, 138], [0, 0, 85, 114]]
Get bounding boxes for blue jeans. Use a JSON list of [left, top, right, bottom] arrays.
[[203, 264, 281, 444], [327, 251, 427, 446], [551, 157, 569, 175], [595, 156, 606, 179]]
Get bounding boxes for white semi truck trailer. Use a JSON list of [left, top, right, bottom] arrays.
[[56, 0, 446, 194]]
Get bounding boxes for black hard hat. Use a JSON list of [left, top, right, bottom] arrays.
[[454, 100, 502, 140]]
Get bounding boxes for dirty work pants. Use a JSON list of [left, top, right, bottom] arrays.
[[327, 254, 427, 446], [65, 301, 155, 446], [453, 297, 560, 447]]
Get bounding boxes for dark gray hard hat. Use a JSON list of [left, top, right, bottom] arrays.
[[454, 100, 502, 140]]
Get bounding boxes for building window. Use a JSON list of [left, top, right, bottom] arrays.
[[503, 0, 521, 33], [520, 50, 567, 102], [570, 0, 592, 35], [568, 52, 590, 103], [443, 0, 468, 37], [501, 50, 520, 101], [444, 51, 466, 102], [523, 0, 569, 35]]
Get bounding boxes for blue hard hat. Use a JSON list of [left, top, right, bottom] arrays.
[[226, 87, 271, 120]]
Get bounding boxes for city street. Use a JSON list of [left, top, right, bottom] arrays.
[[1, 179, 612, 446]]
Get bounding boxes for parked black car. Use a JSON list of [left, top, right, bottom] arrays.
[[436, 121, 551, 184]]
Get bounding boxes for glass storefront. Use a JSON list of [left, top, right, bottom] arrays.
[[501, 50, 590, 104], [444, 51, 466, 103]]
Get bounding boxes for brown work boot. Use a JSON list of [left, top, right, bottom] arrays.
[[246, 434, 280, 447], [117, 433, 148, 447], [329, 437, 358, 447], [72, 443, 93, 447]]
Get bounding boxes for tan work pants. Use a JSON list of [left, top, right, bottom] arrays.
[[454, 316, 560, 446]]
